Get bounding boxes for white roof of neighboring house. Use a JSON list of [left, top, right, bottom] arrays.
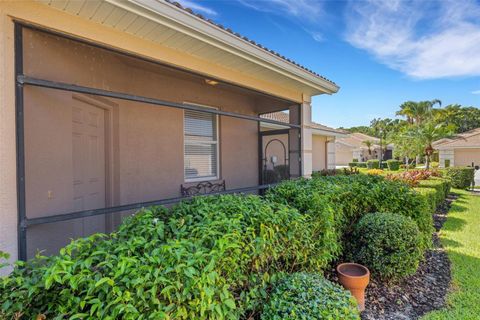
[[434, 128, 480, 149], [41, 0, 339, 97], [336, 132, 393, 150], [260, 112, 345, 137]]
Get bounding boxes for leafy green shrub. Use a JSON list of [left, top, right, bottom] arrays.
[[431, 161, 439, 169], [357, 162, 367, 168], [416, 178, 451, 208], [0, 195, 316, 319], [265, 179, 339, 270], [352, 158, 359, 162], [261, 273, 359, 320], [349, 162, 358, 168], [349, 213, 423, 281], [414, 187, 438, 213], [268, 175, 432, 254], [367, 159, 380, 169], [445, 167, 474, 189], [386, 159, 401, 171]]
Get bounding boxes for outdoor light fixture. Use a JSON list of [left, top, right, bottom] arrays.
[[205, 79, 219, 86]]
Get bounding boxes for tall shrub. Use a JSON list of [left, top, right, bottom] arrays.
[[445, 167, 474, 189], [386, 159, 400, 171]]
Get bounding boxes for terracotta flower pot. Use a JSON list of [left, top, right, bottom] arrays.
[[337, 263, 370, 312]]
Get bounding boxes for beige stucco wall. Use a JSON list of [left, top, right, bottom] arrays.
[[312, 135, 327, 171], [454, 149, 480, 167], [335, 144, 353, 166], [18, 28, 283, 258], [0, 2, 314, 267]]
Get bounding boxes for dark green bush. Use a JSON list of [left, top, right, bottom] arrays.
[[349, 213, 423, 281], [445, 166, 474, 189], [261, 273, 359, 320], [0, 195, 316, 319], [386, 159, 401, 171], [349, 162, 358, 168], [416, 178, 451, 209], [352, 158, 359, 162], [267, 175, 432, 254], [367, 159, 380, 169], [357, 162, 367, 168]]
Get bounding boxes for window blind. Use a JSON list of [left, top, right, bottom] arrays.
[[184, 110, 218, 180]]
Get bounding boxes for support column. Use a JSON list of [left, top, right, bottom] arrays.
[[0, 13, 18, 274], [301, 95, 313, 177]]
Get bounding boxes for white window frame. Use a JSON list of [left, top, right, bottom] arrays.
[[183, 102, 220, 182]]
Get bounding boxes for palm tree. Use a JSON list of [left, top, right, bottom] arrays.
[[396, 99, 441, 124], [396, 101, 416, 124], [406, 121, 452, 169], [363, 140, 373, 155]]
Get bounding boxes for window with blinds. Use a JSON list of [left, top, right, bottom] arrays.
[[184, 110, 219, 181]]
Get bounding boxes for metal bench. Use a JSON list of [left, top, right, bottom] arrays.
[[181, 180, 226, 197]]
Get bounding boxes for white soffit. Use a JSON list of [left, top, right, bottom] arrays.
[[39, 0, 339, 96]]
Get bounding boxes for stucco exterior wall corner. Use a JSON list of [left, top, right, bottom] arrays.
[[0, 11, 18, 275]]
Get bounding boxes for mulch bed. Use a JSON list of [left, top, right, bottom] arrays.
[[328, 194, 456, 319]]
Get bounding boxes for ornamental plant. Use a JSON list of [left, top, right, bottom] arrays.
[[366, 159, 380, 169], [445, 166, 475, 189], [366, 169, 383, 175], [386, 159, 401, 171], [0, 195, 318, 319], [261, 273, 359, 320], [348, 213, 423, 281]]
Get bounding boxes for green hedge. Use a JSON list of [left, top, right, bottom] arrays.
[[386, 159, 401, 171], [416, 178, 451, 209], [445, 167, 475, 189], [267, 174, 433, 254], [414, 188, 438, 213], [261, 273, 359, 319], [0, 195, 320, 319], [367, 159, 380, 169], [349, 213, 423, 281]]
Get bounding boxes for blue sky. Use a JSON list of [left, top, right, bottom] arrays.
[[178, 0, 480, 128]]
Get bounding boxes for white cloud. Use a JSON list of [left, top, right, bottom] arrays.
[[472, 90, 480, 95], [237, 0, 326, 41], [345, 0, 480, 79], [176, 0, 217, 16]]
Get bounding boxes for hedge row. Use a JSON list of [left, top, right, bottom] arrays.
[[414, 178, 451, 212], [0, 174, 447, 319], [444, 167, 475, 189], [0, 196, 325, 319], [266, 174, 434, 256]]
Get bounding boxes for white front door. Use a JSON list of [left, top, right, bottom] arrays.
[[72, 100, 106, 236]]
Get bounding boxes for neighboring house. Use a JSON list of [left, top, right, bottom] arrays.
[[335, 132, 393, 165], [0, 0, 339, 267], [261, 112, 345, 180], [434, 128, 480, 168]]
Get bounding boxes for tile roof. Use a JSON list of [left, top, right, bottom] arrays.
[[165, 0, 336, 86], [336, 132, 380, 149], [434, 128, 480, 148], [260, 112, 344, 135]]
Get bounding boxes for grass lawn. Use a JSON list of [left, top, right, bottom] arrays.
[[422, 189, 480, 320]]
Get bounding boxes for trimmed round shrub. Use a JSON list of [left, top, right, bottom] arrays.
[[386, 159, 400, 171], [357, 162, 367, 168], [261, 273, 360, 320], [445, 166, 474, 189], [348, 213, 423, 281], [367, 159, 380, 169]]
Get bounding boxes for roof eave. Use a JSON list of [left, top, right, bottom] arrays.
[[109, 0, 339, 95]]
